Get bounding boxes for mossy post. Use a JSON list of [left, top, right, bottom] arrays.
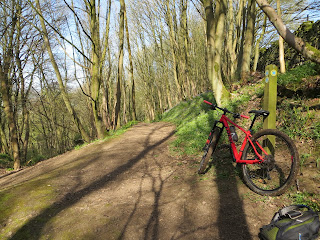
[[263, 64, 278, 153]]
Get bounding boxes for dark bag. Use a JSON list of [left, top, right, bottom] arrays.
[[259, 205, 320, 240]]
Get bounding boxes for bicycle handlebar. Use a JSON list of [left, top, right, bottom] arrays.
[[203, 100, 250, 119]]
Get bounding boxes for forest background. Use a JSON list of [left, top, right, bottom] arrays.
[[0, 0, 319, 170]]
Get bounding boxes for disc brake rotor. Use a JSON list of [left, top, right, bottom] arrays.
[[261, 154, 275, 170]]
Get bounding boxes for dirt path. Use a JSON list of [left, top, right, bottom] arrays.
[[0, 122, 297, 239]]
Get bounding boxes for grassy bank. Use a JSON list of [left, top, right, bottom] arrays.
[[160, 64, 320, 211]]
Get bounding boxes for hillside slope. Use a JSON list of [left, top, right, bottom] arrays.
[[161, 75, 320, 209], [2, 122, 317, 240]]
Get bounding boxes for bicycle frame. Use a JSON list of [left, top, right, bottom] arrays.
[[206, 114, 268, 164]]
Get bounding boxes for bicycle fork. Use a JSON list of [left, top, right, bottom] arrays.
[[203, 121, 223, 152]]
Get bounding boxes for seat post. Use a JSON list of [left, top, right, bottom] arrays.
[[249, 115, 258, 131]]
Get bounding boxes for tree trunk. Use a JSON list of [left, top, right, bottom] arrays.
[[0, 8, 20, 170], [35, 0, 90, 142], [0, 68, 20, 170], [203, 0, 215, 92], [101, 70, 111, 130], [226, 0, 235, 84], [15, 4, 31, 164], [256, 0, 320, 64], [203, 0, 229, 106], [166, 0, 182, 100], [88, 0, 104, 138], [159, 22, 173, 109], [277, 0, 286, 73], [240, 0, 256, 80], [180, 0, 191, 98], [231, 0, 245, 80], [101, 0, 112, 130], [113, 0, 125, 130], [124, 3, 136, 121], [122, 80, 127, 125], [253, 15, 267, 72], [0, 118, 9, 154]]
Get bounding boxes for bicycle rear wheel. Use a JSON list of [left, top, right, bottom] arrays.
[[241, 129, 299, 196], [198, 128, 220, 174]]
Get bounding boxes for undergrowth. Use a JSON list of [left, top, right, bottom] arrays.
[[161, 82, 265, 155], [160, 63, 320, 205], [160, 63, 320, 156], [278, 102, 320, 140], [278, 62, 320, 88], [0, 154, 13, 169], [292, 192, 320, 212]]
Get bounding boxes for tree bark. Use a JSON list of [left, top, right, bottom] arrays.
[[256, 0, 320, 64], [253, 14, 267, 72], [124, 3, 136, 121], [113, 0, 125, 130], [276, 0, 286, 73], [203, 0, 215, 89], [231, 0, 244, 80], [88, 0, 104, 138], [226, 0, 235, 83], [203, 0, 229, 106], [101, 0, 112, 130], [240, 0, 256, 80], [180, 0, 191, 98], [0, 64, 20, 170], [0, 5, 20, 170], [166, 0, 182, 100], [35, 0, 90, 142]]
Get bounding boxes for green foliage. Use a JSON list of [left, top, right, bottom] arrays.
[[292, 192, 320, 212], [313, 121, 320, 140], [277, 62, 320, 88], [106, 121, 139, 138], [278, 103, 318, 140], [300, 153, 311, 173], [161, 86, 261, 155], [162, 92, 216, 126], [120, 120, 139, 130], [0, 154, 13, 168], [0, 153, 13, 168], [161, 92, 218, 155], [28, 155, 46, 166], [172, 113, 217, 155]]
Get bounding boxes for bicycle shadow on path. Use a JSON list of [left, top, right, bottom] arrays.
[[212, 148, 253, 240], [8, 123, 176, 240]]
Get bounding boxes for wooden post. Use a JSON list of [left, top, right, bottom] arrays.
[[263, 64, 278, 129], [263, 64, 278, 154]]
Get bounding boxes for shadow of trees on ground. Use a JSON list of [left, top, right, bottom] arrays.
[[10, 125, 175, 240], [7, 122, 256, 240]]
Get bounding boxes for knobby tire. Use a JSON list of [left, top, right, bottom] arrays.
[[241, 129, 299, 196], [198, 128, 220, 174]]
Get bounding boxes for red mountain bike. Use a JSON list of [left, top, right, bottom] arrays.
[[198, 100, 299, 196]]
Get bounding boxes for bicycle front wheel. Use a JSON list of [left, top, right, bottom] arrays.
[[241, 129, 299, 196], [198, 128, 220, 174]]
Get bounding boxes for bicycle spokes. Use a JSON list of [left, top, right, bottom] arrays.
[[243, 132, 296, 192]]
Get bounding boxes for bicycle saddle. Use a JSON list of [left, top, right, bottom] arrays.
[[249, 110, 270, 117]]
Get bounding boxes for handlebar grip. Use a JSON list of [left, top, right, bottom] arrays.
[[203, 100, 212, 105], [241, 115, 250, 119]]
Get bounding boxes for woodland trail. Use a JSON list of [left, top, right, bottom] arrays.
[[0, 122, 290, 240]]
